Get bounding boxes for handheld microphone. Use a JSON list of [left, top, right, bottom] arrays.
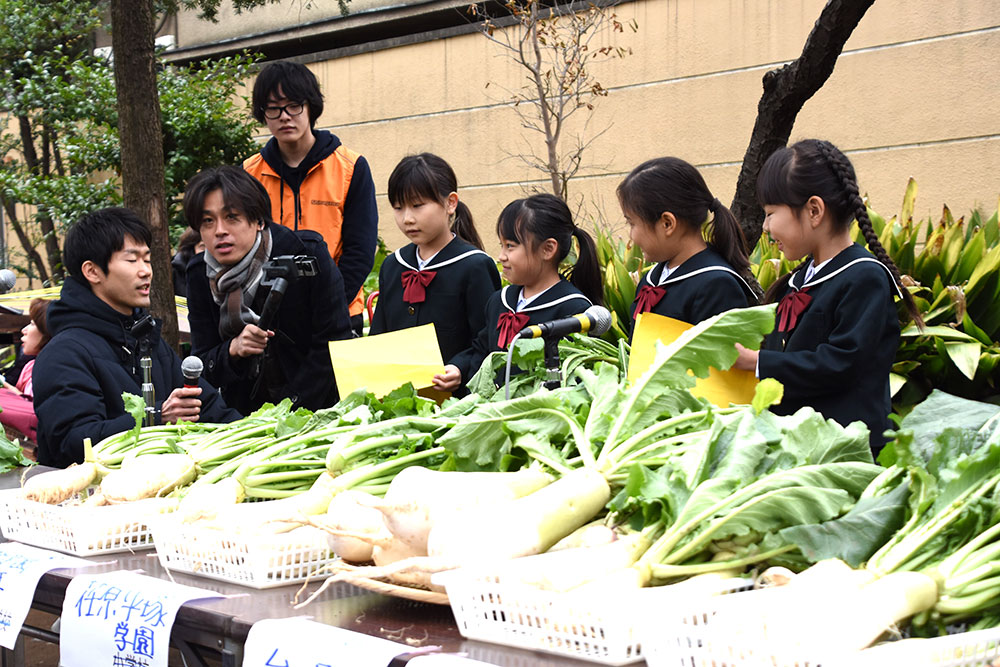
[[181, 356, 204, 388], [519, 305, 612, 340], [0, 269, 17, 294]]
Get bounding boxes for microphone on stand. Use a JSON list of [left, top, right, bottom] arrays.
[[181, 356, 204, 388], [518, 305, 613, 340], [503, 305, 613, 399], [0, 269, 17, 294]]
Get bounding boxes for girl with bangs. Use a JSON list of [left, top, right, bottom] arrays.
[[443, 193, 603, 391], [734, 139, 921, 454], [371, 153, 500, 391], [617, 157, 757, 329]]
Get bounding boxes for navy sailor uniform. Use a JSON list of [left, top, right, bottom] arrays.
[[630, 247, 755, 328], [451, 280, 593, 385], [758, 243, 902, 452], [370, 237, 501, 366]]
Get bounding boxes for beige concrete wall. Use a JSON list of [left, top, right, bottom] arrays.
[[236, 0, 998, 255], [176, 0, 390, 47]]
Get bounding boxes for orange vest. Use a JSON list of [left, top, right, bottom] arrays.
[[244, 146, 365, 316]]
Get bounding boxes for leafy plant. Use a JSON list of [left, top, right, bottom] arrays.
[[593, 223, 647, 342]]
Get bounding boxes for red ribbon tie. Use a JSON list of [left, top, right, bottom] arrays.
[[776, 289, 812, 332], [634, 285, 667, 315], [401, 270, 436, 304], [496, 311, 531, 350]]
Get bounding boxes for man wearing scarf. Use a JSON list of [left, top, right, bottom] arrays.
[[184, 166, 353, 415]]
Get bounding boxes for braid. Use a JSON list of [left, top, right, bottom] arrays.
[[816, 141, 923, 326]]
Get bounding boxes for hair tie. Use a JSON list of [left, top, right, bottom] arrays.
[[710, 197, 722, 212]]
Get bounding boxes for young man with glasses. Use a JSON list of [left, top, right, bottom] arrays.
[[244, 61, 377, 335]]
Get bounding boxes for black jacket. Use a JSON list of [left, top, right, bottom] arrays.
[[34, 278, 240, 469], [630, 247, 755, 327], [758, 243, 901, 451], [451, 281, 593, 383], [187, 224, 354, 415], [369, 237, 501, 365]]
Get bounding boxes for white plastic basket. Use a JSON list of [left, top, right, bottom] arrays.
[[0, 488, 175, 556], [152, 516, 338, 589], [848, 626, 1000, 667], [437, 567, 752, 666], [643, 587, 1000, 667]]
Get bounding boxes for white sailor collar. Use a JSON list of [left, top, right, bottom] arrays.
[[642, 261, 755, 296], [789, 256, 903, 299], [499, 284, 592, 314], [392, 242, 491, 273]]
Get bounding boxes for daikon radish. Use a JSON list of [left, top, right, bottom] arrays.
[[490, 533, 646, 592], [100, 453, 197, 503], [321, 490, 387, 562], [426, 467, 611, 562], [548, 520, 618, 552], [177, 477, 245, 523], [22, 462, 99, 504], [205, 472, 339, 534], [369, 467, 553, 556]]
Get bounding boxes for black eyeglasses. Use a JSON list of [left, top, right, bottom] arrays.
[[263, 102, 305, 120]]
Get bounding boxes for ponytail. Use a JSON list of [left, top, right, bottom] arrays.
[[568, 226, 604, 306], [618, 157, 756, 298], [497, 193, 603, 306], [451, 201, 484, 250], [707, 198, 759, 302]]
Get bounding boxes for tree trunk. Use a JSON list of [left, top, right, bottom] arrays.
[[110, 0, 178, 349], [0, 196, 50, 285], [731, 0, 876, 247], [17, 115, 63, 280]]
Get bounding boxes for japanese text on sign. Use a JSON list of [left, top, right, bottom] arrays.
[[60, 571, 223, 667], [0, 543, 93, 650]]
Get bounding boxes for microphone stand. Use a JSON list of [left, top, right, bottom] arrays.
[[543, 337, 562, 391], [503, 332, 563, 401]]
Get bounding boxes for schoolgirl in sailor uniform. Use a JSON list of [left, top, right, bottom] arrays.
[[450, 281, 593, 384], [441, 193, 605, 390], [631, 247, 756, 325], [734, 140, 922, 454], [617, 157, 757, 329], [371, 238, 500, 364]]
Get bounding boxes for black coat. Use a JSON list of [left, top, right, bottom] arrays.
[[187, 224, 354, 415], [369, 237, 501, 365], [34, 278, 240, 469], [451, 280, 593, 383], [758, 243, 901, 451], [630, 247, 755, 328]]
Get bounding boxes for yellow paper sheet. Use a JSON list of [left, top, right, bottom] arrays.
[[627, 312, 758, 407], [329, 324, 444, 398]]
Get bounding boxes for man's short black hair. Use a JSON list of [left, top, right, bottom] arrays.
[[183, 165, 274, 232], [63, 208, 152, 285], [251, 61, 324, 128]]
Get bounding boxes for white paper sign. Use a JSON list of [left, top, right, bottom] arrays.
[[0, 542, 94, 650], [60, 570, 223, 667], [243, 617, 440, 667], [409, 656, 496, 666]]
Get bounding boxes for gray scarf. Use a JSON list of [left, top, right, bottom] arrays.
[[205, 227, 273, 340]]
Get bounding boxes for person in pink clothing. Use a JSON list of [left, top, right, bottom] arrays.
[[0, 298, 51, 441]]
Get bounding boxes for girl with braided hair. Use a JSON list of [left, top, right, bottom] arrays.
[[618, 157, 758, 331], [734, 139, 921, 454]]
